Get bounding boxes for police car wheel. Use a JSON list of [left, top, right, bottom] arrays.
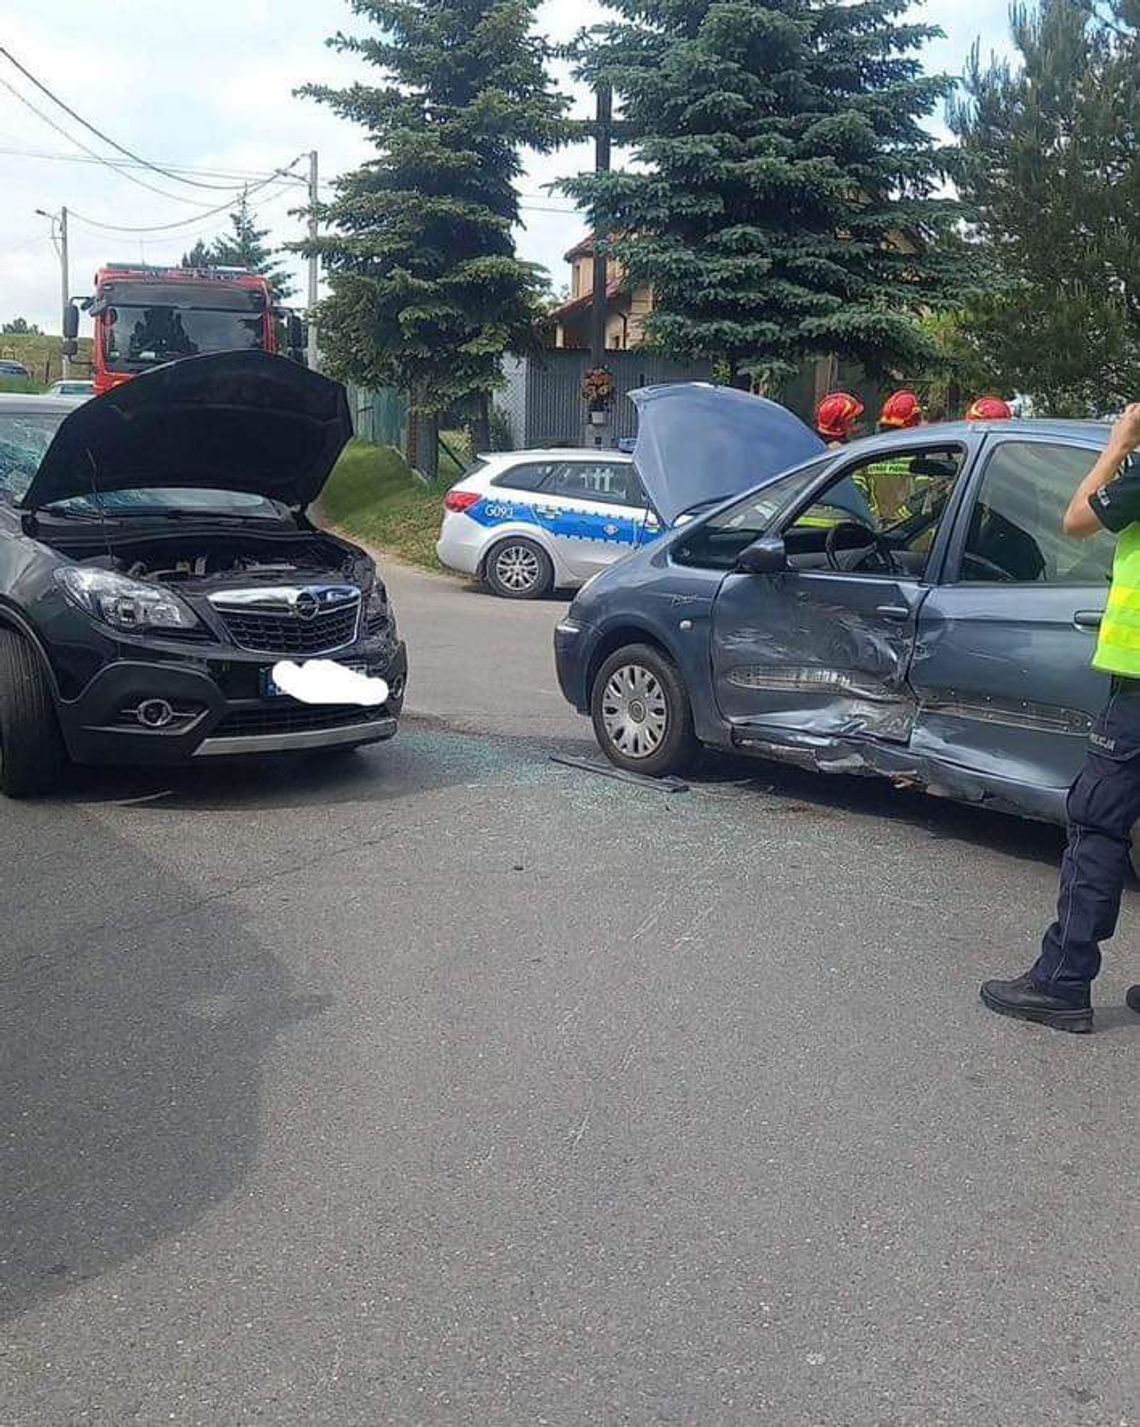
[[484, 538, 553, 599], [591, 644, 699, 778]]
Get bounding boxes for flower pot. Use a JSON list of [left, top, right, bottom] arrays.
[[588, 409, 608, 426]]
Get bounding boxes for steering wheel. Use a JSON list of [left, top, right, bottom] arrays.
[[961, 551, 1014, 583], [825, 521, 897, 574]]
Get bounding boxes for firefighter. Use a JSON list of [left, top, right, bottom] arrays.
[[815, 392, 865, 447], [879, 390, 924, 432], [982, 402, 1140, 1033], [858, 391, 924, 521], [966, 395, 1014, 421]]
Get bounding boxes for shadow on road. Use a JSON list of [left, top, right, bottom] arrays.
[[0, 811, 323, 1324]]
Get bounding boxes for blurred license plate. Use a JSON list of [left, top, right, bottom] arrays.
[[262, 663, 366, 698]]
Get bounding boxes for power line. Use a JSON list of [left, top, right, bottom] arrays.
[[0, 44, 271, 193], [69, 178, 302, 235], [0, 79, 227, 207], [0, 143, 308, 187]]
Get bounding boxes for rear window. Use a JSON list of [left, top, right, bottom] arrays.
[[0, 411, 65, 503]]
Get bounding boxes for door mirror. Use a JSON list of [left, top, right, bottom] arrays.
[[286, 314, 306, 358], [736, 534, 788, 575], [62, 303, 80, 341]]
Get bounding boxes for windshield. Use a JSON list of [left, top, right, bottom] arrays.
[[103, 305, 266, 372], [49, 488, 288, 518], [0, 411, 66, 503]]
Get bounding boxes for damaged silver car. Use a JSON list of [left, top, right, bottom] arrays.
[[555, 383, 1119, 823]]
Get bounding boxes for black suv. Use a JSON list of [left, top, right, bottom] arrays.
[[0, 351, 407, 797]]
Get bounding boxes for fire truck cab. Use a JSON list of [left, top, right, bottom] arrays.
[[63, 264, 305, 395]]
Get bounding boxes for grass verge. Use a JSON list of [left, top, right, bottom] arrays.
[[316, 440, 451, 572]]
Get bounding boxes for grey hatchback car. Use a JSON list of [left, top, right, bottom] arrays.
[[555, 384, 1119, 824]]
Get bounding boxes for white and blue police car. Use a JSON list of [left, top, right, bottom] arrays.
[[437, 449, 661, 599]]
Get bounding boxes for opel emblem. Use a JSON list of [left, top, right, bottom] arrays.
[[294, 590, 320, 621]]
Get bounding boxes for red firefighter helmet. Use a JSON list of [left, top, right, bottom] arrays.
[[966, 395, 1014, 422], [816, 392, 865, 442], [879, 390, 923, 430]]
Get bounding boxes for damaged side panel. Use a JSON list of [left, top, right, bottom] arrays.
[[710, 570, 926, 743]]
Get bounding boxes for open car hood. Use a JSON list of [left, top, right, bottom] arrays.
[[630, 383, 826, 525], [22, 350, 353, 511]]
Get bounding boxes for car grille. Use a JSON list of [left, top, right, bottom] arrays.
[[212, 702, 389, 738], [210, 588, 361, 655]]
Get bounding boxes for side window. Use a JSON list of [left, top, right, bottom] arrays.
[[959, 442, 1114, 585], [493, 462, 555, 493], [784, 445, 967, 579], [546, 462, 636, 505], [672, 459, 834, 570]]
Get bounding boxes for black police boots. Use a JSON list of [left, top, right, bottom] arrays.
[[980, 973, 1094, 1034]]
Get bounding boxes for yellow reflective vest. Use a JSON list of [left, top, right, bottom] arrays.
[[1094, 524, 1140, 675]]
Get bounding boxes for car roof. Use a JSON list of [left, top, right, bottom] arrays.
[[0, 393, 83, 416], [482, 448, 633, 463], [837, 418, 1110, 458]]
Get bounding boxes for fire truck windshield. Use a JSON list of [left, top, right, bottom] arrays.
[[103, 304, 265, 372]]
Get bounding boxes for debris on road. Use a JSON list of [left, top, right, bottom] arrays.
[[549, 752, 689, 793]]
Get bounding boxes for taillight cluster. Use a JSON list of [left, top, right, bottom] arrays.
[[444, 489, 482, 514]]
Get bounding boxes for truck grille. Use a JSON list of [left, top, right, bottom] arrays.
[[209, 586, 361, 655]]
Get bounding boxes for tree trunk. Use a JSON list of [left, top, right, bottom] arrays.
[[470, 392, 491, 457]]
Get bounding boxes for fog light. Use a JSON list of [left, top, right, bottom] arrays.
[[389, 675, 406, 700], [137, 698, 175, 729]]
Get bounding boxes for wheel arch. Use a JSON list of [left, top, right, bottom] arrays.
[[477, 525, 569, 584], [585, 623, 679, 701], [0, 601, 62, 700]]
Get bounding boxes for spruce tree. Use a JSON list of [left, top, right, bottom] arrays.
[[298, 0, 567, 469], [182, 193, 295, 299], [563, 0, 975, 388], [950, 0, 1140, 413]]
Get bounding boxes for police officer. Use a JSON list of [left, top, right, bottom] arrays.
[[982, 403, 1140, 1032]]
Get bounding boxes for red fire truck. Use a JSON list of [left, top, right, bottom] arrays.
[[64, 264, 304, 395]]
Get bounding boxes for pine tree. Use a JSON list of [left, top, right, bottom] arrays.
[[298, 0, 567, 472], [949, 0, 1140, 413], [180, 193, 295, 299], [562, 0, 976, 388]]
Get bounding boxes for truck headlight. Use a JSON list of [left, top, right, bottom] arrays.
[[54, 567, 201, 632]]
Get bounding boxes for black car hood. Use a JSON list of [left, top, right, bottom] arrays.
[[630, 383, 826, 524], [22, 351, 353, 511]]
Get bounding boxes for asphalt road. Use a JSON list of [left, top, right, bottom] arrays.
[[2, 566, 1139, 1426]]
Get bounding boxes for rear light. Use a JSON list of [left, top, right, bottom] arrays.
[[444, 489, 482, 514]]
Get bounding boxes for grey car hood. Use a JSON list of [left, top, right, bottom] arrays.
[[22, 350, 353, 511], [630, 383, 826, 525]]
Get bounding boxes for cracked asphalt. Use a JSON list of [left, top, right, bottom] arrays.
[[2, 563, 1138, 1426]]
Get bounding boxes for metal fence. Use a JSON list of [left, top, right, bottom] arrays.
[[497, 350, 714, 450], [347, 384, 408, 450]]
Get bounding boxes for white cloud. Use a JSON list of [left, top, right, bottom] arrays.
[[1, 0, 1010, 332]]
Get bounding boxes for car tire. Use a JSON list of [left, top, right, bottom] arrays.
[[591, 643, 699, 778], [483, 538, 554, 599], [0, 629, 67, 799]]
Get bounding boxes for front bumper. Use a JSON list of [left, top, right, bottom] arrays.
[[554, 618, 593, 713], [56, 639, 408, 766]]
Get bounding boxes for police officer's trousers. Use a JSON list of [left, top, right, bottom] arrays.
[[1032, 678, 1140, 995]]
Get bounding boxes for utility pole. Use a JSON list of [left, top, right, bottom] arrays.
[[307, 149, 319, 371], [59, 206, 70, 378], [36, 206, 71, 378], [589, 83, 613, 371]]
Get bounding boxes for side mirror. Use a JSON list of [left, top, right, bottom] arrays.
[[63, 303, 80, 341], [736, 534, 788, 575], [287, 314, 305, 356]]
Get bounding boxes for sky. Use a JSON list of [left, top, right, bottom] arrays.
[[1, 0, 1010, 334]]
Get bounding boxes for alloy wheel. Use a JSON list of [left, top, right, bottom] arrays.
[[493, 543, 541, 593]]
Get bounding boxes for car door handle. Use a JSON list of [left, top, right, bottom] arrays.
[[876, 604, 911, 622], [1073, 609, 1103, 630]]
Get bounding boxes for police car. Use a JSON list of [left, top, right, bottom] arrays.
[[437, 450, 660, 598]]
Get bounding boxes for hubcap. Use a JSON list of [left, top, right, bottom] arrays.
[[601, 664, 669, 759], [495, 544, 540, 592]]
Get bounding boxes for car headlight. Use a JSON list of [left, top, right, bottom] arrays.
[[54, 567, 200, 632]]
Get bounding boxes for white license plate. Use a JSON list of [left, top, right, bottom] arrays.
[[263, 663, 366, 697]]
